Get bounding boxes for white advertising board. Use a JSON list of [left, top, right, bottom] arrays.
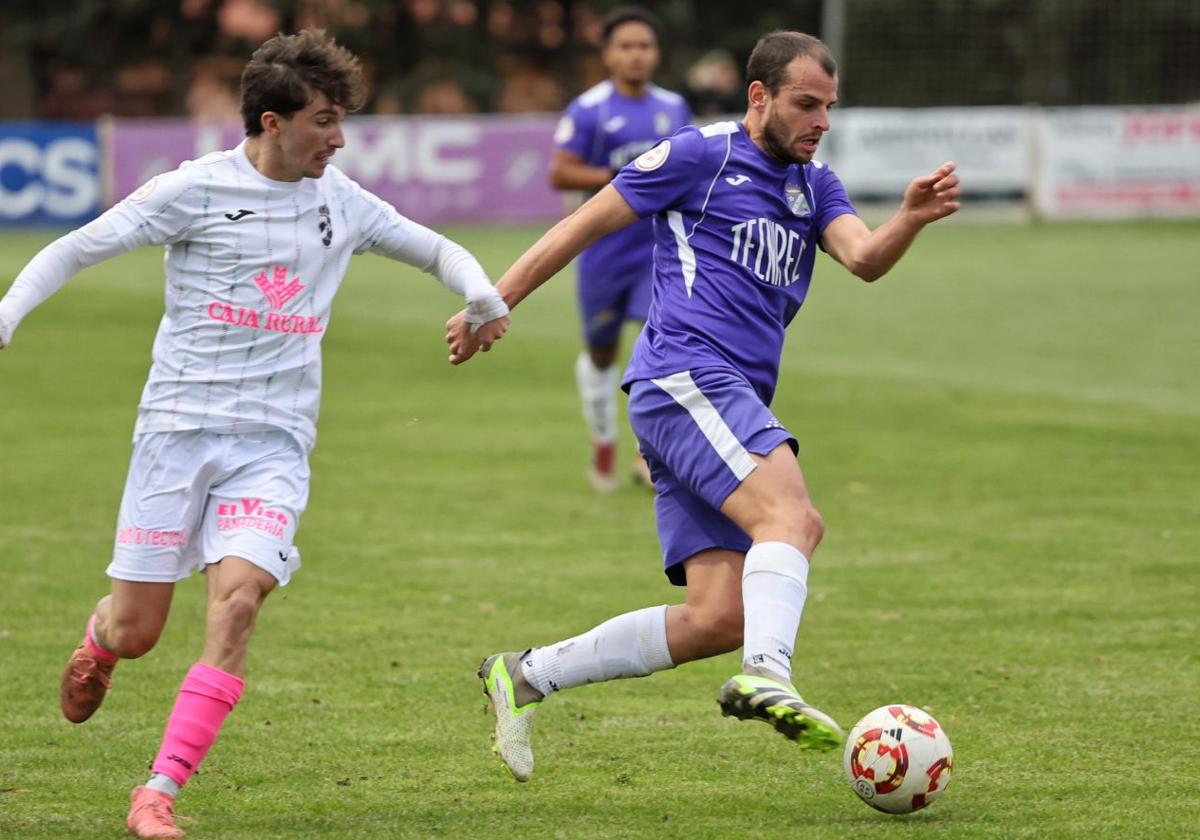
[[1035, 107, 1200, 219], [825, 107, 1030, 195]]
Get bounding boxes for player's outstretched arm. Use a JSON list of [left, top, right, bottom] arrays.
[[822, 161, 961, 283], [446, 185, 638, 365], [0, 215, 140, 351]]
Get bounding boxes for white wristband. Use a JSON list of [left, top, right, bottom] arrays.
[[464, 289, 510, 325]]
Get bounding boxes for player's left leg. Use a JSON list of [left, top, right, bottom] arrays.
[[715, 444, 842, 749], [622, 272, 654, 490], [129, 431, 307, 838], [128, 556, 274, 838], [629, 370, 841, 749]]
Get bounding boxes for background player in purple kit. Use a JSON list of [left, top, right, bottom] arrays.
[[447, 30, 961, 781], [549, 6, 691, 491]]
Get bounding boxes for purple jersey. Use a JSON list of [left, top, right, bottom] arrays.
[[555, 81, 691, 283], [615, 121, 857, 404]]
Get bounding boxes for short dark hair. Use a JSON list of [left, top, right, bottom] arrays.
[[601, 6, 662, 44], [240, 29, 367, 136], [746, 31, 837, 94]]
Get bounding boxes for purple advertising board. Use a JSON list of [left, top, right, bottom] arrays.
[[106, 115, 567, 224]]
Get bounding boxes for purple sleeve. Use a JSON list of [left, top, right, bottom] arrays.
[[812, 164, 857, 234], [611, 126, 706, 218], [554, 100, 597, 159]]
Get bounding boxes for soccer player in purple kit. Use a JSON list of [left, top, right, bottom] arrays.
[[448, 31, 961, 781], [550, 6, 691, 491]]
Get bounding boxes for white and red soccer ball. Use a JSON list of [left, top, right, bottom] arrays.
[[843, 704, 954, 814]]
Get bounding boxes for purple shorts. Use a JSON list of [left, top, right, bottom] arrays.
[[627, 368, 797, 586], [576, 259, 652, 347]]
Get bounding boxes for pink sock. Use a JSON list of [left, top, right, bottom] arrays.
[[150, 663, 245, 787], [84, 614, 118, 663]]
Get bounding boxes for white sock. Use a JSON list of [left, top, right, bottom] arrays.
[[574, 352, 618, 443], [741, 541, 810, 682], [145, 772, 181, 797], [522, 605, 674, 694]]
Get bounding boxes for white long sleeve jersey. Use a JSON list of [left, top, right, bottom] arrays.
[[0, 142, 505, 453]]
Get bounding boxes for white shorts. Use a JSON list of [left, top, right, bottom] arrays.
[[107, 430, 309, 585]]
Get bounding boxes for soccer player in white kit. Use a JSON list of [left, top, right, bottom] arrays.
[[0, 30, 509, 839]]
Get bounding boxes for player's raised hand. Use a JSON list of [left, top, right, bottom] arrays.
[[902, 161, 961, 224]]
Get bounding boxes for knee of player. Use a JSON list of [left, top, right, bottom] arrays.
[[796, 502, 826, 547], [698, 602, 744, 654], [210, 586, 264, 633], [758, 497, 825, 548], [105, 620, 162, 659]]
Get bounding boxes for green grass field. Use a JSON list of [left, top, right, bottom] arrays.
[[1, 220, 1197, 838]]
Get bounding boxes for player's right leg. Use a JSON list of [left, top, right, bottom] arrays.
[[60, 580, 173, 723], [60, 431, 201, 724], [575, 341, 620, 491], [478, 548, 765, 781], [575, 262, 629, 492], [479, 598, 679, 781]]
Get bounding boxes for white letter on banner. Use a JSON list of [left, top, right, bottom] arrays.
[[195, 125, 225, 157], [415, 122, 482, 185], [43, 138, 98, 218], [342, 123, 411, 183], [0, 138, 43, 218]]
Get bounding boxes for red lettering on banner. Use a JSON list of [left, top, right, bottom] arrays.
[[1123, 113, 1200, 145], [1057, 182, 1200, 209]]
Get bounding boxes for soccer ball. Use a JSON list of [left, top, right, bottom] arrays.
[[843, 704, 953, 814]]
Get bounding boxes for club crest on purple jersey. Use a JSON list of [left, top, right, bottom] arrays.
[[785, 181, 812, 217]]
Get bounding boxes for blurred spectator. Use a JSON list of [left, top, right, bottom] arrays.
[[685, 49, 743, 117], [186, 57, 243, 121], [217, 0, 281, 43], [114, 61, 175, 117], [413, 78, 480, 114], [38, 66, 113, 120], [495, 59, 565, 112]]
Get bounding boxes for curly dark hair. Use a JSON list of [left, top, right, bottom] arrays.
[[746, 31, 837, 94], [240, 29, 367, 136]]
